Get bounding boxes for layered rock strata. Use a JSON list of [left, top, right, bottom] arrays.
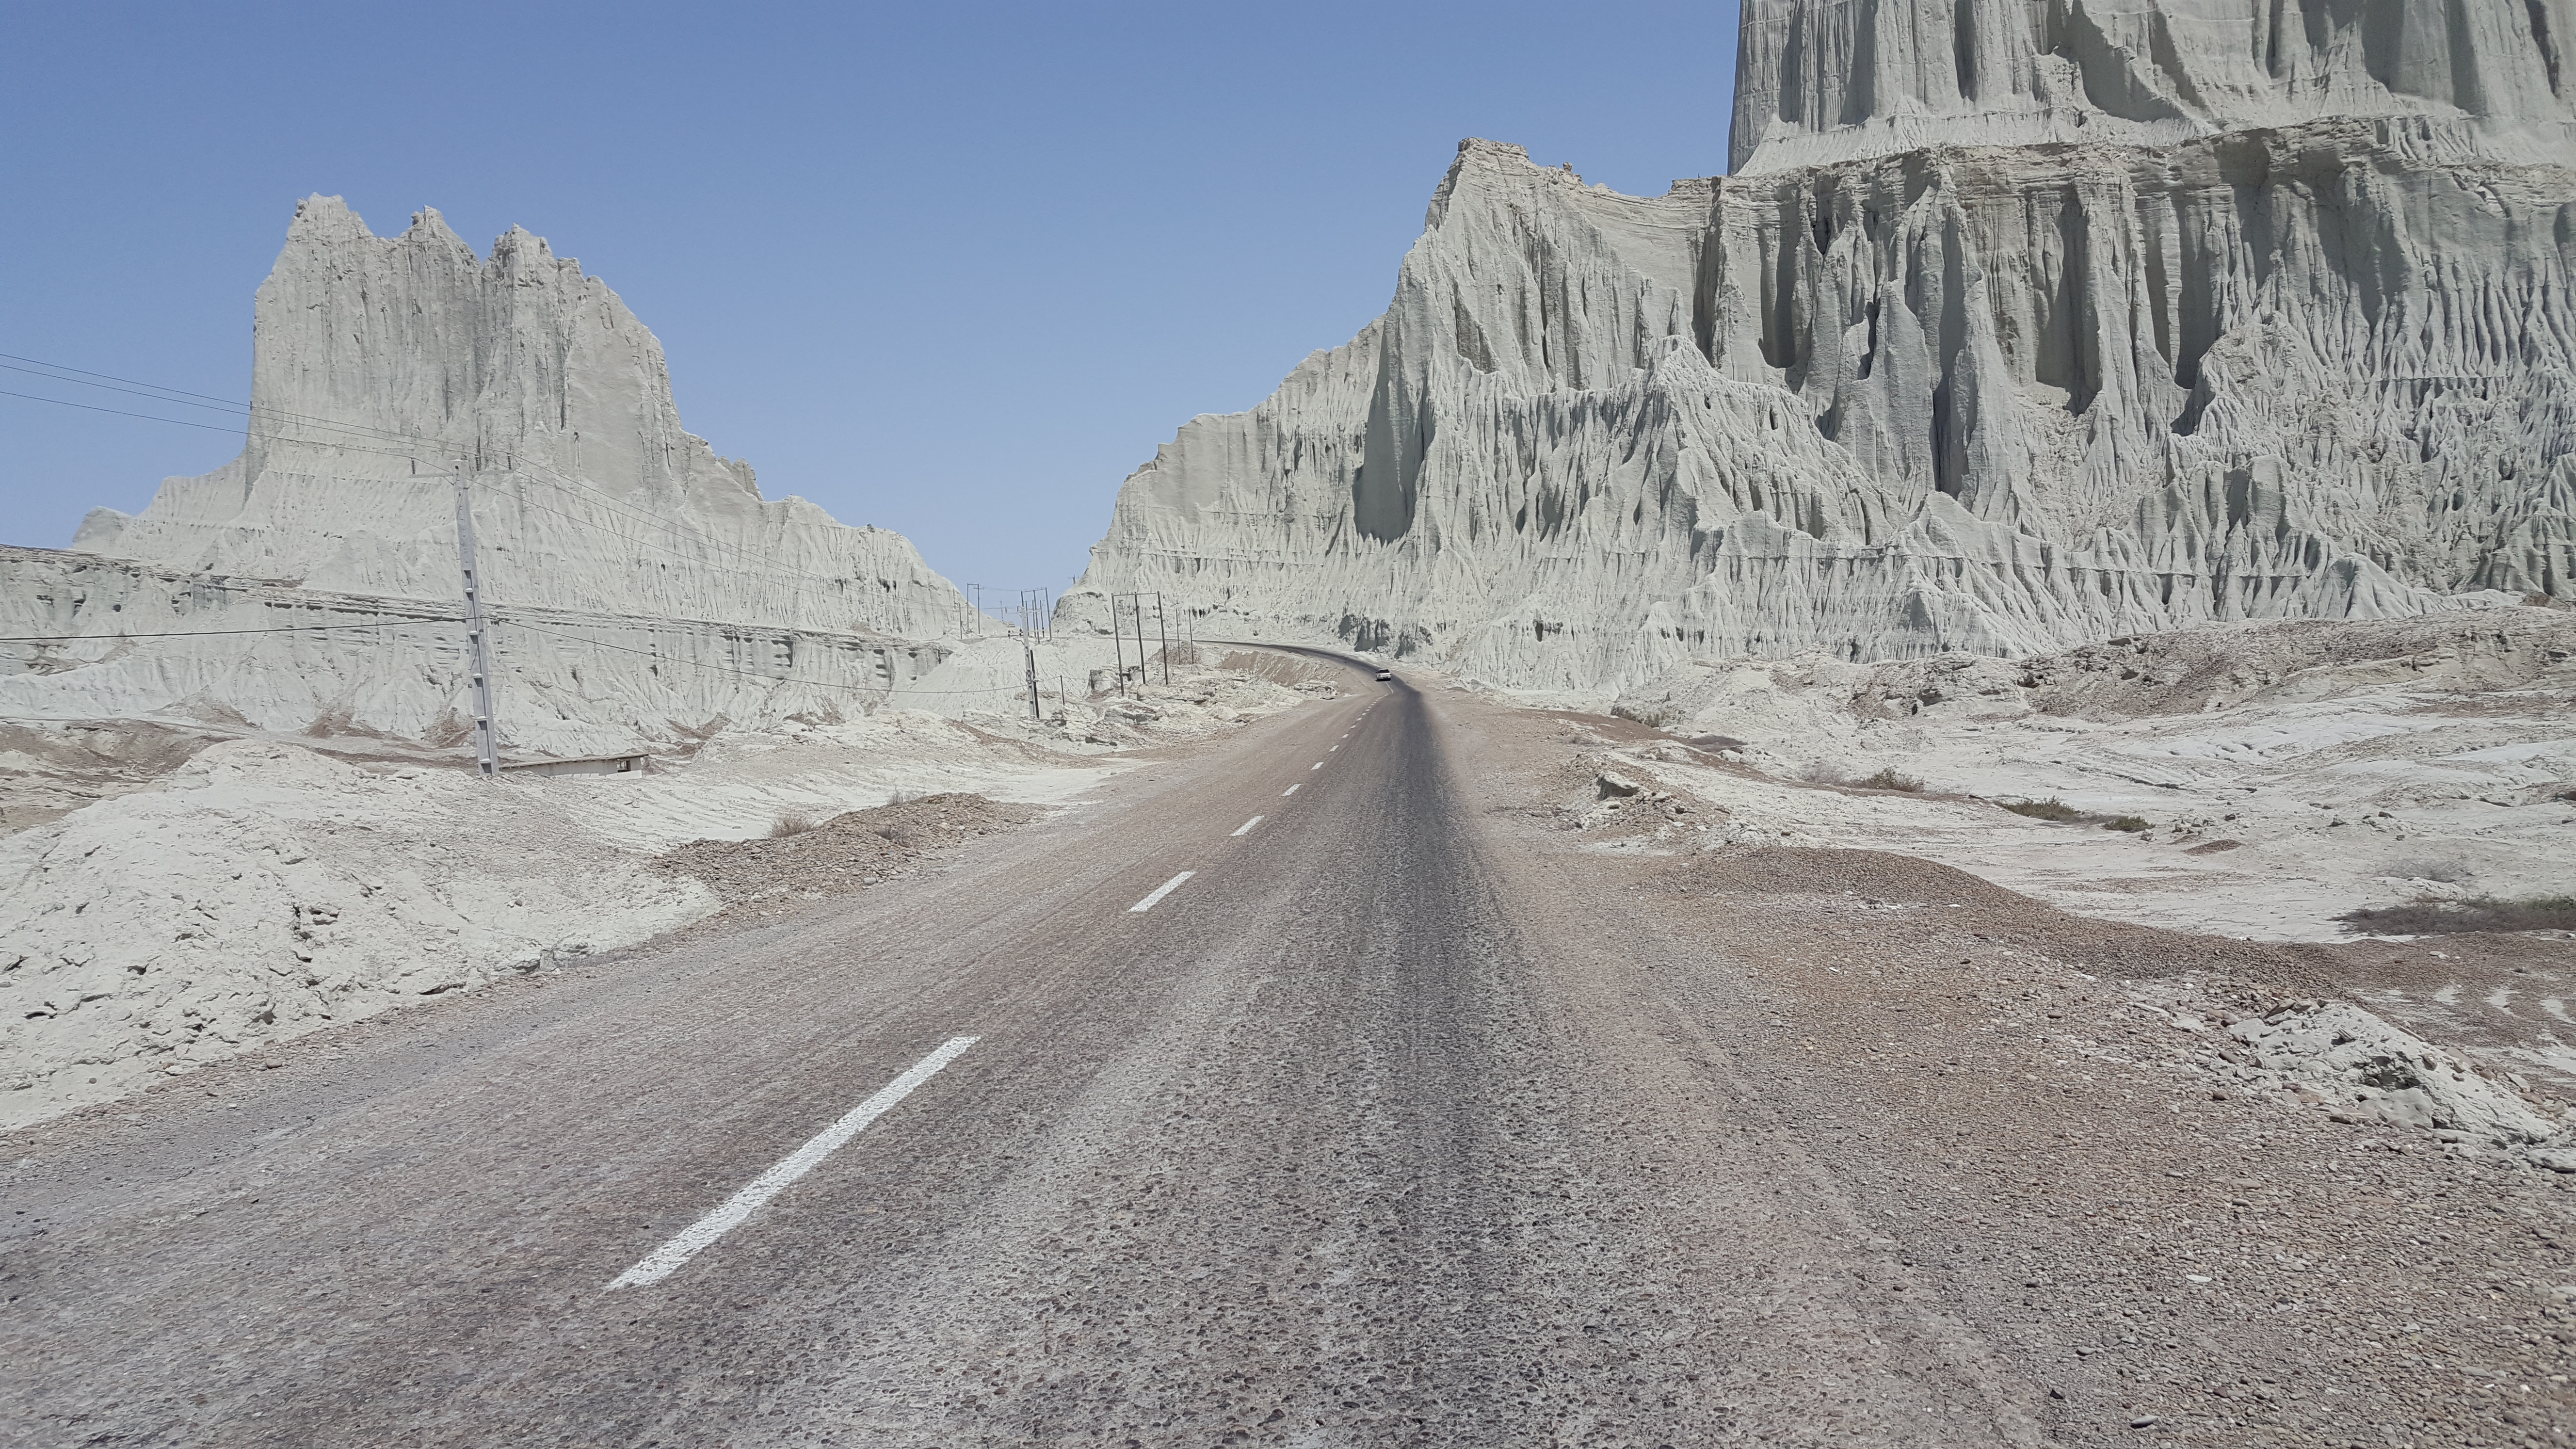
[[1071, 0, 2576, 692], [0, 547, 958, 760], [1732, 0, 2576, 172]]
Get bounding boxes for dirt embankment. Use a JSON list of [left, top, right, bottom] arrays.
[[655, 793, 1045, 909]]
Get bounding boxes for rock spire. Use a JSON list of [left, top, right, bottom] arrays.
[[77, 196, 977, 641]]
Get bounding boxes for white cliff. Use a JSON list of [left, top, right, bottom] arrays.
[[7, 198, 1012, 754], [75, 196, 980, 642], [1071, 1, 2576, 694], [1731, 0, 2576, 173]]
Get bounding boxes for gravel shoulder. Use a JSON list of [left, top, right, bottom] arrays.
[[1443, 683, 2576, 1447]]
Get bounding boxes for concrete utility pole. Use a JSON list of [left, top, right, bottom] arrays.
[[1156, 593, 1171, 685], [451, 461, 499, 779], [1130, 594, 1147, 688], [1111, 593, 1127, 697], [1023, 633, 1042, 722]]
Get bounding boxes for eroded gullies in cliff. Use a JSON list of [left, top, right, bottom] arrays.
[[1072, 0, 2575, 691]]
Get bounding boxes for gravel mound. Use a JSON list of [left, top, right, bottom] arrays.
[[655, 793, 1043, 905]]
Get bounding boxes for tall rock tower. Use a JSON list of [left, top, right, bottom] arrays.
[[12, 199, 993, 757], [77, 197, 978, 642], [1074, 1, 2576, 692]]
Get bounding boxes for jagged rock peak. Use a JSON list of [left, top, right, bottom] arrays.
[[74, 196, 983, 641], [1731, 0, 2576, 174], [400, 206, 471, 252], [286, 192, 372, 243], [1071, 81, 2575, 688]]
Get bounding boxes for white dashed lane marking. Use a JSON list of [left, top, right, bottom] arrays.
[[1128, 871, 1194, 913], [1282, 785, 1301, 797], [1231, 815, 1264, 837], [609, 1036, 979, 1288], [1311, 762, 1323, 770]]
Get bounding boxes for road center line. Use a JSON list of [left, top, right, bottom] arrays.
[[1282, 784, 1300, 797], [608, 1036, 978, 1289], [1128, 871, 1194, 913], [1231, 815, 1263, 837], [1330, 745, 1338, 751], [1310, 762, 1322, 770]]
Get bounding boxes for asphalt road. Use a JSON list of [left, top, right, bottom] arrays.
[[5, 658, 2043, 1447]]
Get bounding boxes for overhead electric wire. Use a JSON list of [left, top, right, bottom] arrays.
[[0, 619, 443, 644], [5, 348, 1023, 653], [0, 361, 274, 417], [1, 609, 1051, 699], [0, 387, 259, 436], [5, 348, 967, 613], [0, 387, 467, 471], [503, 618, 1047, 698], [0, 354, 485, 454], [0, 599, 1049, 702], [0, 352, 265, 409]]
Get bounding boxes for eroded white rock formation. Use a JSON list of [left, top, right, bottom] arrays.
[[1072, 0, 2576, 693], [8, 199, 1002, 753], [78, 196, 977, 640], [1732, 0, 2576, 173]]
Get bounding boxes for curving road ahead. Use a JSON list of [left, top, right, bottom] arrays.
[[5, 654, 2042, 1446]]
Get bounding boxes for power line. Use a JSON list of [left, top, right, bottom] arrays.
[[5, 348, 970, 621], [0, 386, 464, 470], [504, 618, 1050, 698], [0, 387, 251, 436], [0, 361, 270, 418], [0, 354, 485, 454], [5, 351, 1020, 649], [0, 352, 260, 409], [1, 608, 1060, 702], [0, 619, 436, 644]]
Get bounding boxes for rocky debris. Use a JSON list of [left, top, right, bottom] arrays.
[[0, 719, 229, 832], [1069, 1, 2572, 691], [1582, 608, 2576, 942], [2225, 1001, 2559, 1146], [1595, 770, 1641, 798], [1448, 691, 2576, 1442], [655, 793, 1043, 906]]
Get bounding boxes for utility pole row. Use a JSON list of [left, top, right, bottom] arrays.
[[451, 461, 499, 779]]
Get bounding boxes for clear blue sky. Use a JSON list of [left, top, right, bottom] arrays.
[[3, 1, 1741, 596]]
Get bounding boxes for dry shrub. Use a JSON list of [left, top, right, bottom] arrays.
[[769, 808, 818, 838], [2101, 815, 2152, 833], [2338, 895, 2576, 935], [1854, 767, 1924, 792], [2386, 856, 2474, 884], [2001, 797, 2083, 821]]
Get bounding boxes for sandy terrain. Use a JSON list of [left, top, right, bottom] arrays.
[[1573, 608, 2576, 945], [0, 652, 1342, 1127], [11, 658, 2576, 1446]]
